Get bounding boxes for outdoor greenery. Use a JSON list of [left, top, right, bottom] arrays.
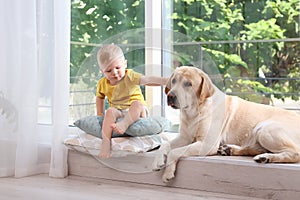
[[71, 0, 144, 84], [71, 0, 300, 103]]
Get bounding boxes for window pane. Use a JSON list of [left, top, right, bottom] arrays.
[[162, 0, 300, 129], [70, 0, 145, 123]]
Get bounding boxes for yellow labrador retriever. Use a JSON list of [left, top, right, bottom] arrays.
[[153, 66, 300, 182]]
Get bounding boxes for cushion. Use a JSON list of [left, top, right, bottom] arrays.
[[64, 130, 179, 157], [73, 115, 171, 138]]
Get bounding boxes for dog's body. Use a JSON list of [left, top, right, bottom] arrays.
[[153, 66, 300, 182]]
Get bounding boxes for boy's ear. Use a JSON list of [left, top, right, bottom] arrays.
[[99, 67, 104, 74], [124, 60, 128, 68]]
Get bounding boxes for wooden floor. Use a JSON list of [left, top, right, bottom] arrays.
[[0, 174, 266, 200]]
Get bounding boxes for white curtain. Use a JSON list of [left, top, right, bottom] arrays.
[[0, 0, 70, 177]]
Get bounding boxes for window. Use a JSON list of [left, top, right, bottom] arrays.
[[70, 0, 300, 128], [161, 0, 300, 127], [70, 0, 146, 123]]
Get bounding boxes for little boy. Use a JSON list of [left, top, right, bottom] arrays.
[[96, 44, 168, 158]]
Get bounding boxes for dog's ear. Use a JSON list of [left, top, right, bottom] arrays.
[[197, 71, 215, 102], [164, 73, 174, 94], [165, 85, 170, 95]]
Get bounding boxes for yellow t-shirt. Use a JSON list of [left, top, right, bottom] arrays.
[[96, 69, 146, 110]]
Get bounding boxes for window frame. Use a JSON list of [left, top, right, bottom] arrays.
[[69, 0, 300, 125]]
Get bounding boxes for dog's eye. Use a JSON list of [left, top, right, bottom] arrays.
[[171, 78, 176, 84], [184, 81, 192, 87]]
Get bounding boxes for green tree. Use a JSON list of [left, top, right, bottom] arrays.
[[172, 0, 300, 102], [71, 0, 300, 103], [71, 0, 145, 83]]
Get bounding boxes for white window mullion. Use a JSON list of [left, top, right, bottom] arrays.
[[145, 0, 163, 116]]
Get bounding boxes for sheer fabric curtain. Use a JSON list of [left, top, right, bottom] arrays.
[[0, 0, 70, 177]]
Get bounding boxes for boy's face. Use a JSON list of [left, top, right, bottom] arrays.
[[101, 59, 127, 85]]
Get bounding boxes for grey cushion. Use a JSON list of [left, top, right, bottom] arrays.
[[73, 115, 171, 138]]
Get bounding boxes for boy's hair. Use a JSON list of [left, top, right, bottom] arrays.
[[97, 44, 125, 71]]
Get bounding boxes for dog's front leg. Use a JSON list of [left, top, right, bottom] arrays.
[[163, 141, 216, 182], [152, 136, 191, 171], [152, 142, 171, 171]]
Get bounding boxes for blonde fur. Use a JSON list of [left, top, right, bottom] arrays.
[[153, 66, 300, 182]]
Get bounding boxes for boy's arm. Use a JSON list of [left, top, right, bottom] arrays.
[[96, 96, 105, 116], [140, 76, 169, 86]]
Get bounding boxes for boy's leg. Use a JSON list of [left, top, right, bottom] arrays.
[[99, 108, 122, 158], [112, 101, 146, 134]]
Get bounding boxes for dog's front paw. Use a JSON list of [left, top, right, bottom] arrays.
[[162, 171, 175, 183], [152, 153, 167, 171], [152, 143, 171, 171], [217, 144, 232, 156], [253, 154, 270, 163], [162, 163, 176, 183]]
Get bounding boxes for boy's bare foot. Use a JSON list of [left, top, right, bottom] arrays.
[[111, 123, 126, 134], [99, 140, 111, 159]]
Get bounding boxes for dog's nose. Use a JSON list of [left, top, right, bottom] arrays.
[[167, 92, 177, 107]]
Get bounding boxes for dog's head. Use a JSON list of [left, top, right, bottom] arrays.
[[165, 66, 215, 110]]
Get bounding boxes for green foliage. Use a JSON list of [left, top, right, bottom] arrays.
[[71, 0, 145, 83], [71, 0, 300, 102], [172, 0, 300, 101]]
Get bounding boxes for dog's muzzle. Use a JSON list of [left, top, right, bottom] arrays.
[[167, 92, 179, 109]]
